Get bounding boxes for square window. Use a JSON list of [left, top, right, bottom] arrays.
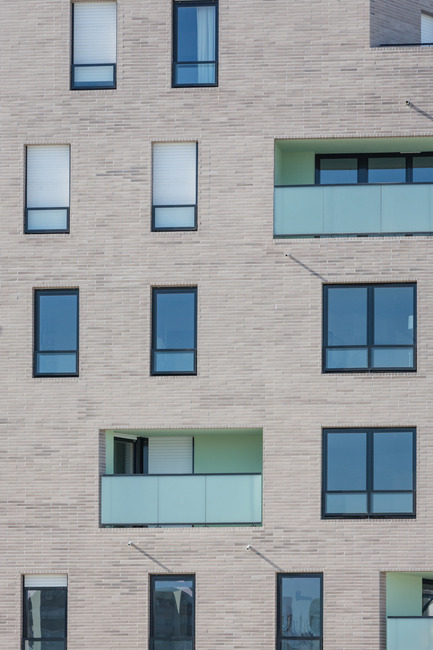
[[421, 12, 433, 44], [25, 146, 70, 234], [72, 2, 117, 90], [152, 287, 197, 375], [323, 283, 416, 372], [277, 574, 323, 650], [23, 575, 67, 650], [322, 428, 416, 518], [150, 575, 195, 650], [152, 143, 197, 231], [173, 1, 218, 87], [34, 290, 79, 377]]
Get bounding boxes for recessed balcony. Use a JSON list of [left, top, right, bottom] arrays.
[[386, 572, 433, 650]]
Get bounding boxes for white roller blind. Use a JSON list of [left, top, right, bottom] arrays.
[[148, 437, 193, 474], [27, 146, 70, 208], [73, 2, 117, 64], [421, 12, 433, 43], [25, 575, 67, 588], [153, 143, 197, 206]]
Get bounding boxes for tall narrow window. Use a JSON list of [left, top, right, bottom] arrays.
[[152, 143, 198, 231], [25, 145, 70, 233], [152, 287, 197, 375], [173, 1, 218, 87], [34, 290, 79, 377], [72, 2, 117, 90], [23, 575, 67, 650], [277, 574, 323, 650], [323, 283, 416, 372], [421, 12, 433, 44], [150, 575, 195, 650]]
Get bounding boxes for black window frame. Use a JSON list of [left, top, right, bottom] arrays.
[[71, 2, 117, 91], [172, 0, 218, 88], [22, 581, 68, 650], [149, 574, 195, 650], [151, 142, 198, 232], [113, 436, 149, 474], [33, 289, 79, 378], [276, 573, 323, 650], [322, 427, 416, 519], [315, 152, 433, 185], [151, 287, 197, 376], [323, 283, 417, 373], [24, 145, 71, 235]]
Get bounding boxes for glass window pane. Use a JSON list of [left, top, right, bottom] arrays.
[[73, 65, 115, 85], [326, 432, 367, 490], [38, 293, 78, 351], [279, 576, 321, 638], [27, 209, 68, 232], [325, 348, 368, 370], [36, 353, 77, 375], [24, 643, 66, 650], [280, 641, 321, 650], [152, 577, 194, 640], [319, 158, 357, 184], [326, 287, 367, 346], [24, 588, 66, 639], [154, 207, 196, 230], [413, 156, 433, 182], [114, 439, 135, 474], [153, 351, 195, 373], [174, 62, 216, 85], [374, 286, 414, 345], [371, 492, 414, 514], [325, 493, 368, 514], [153, 642, 194, 650], [368, 157, 406, 183], [373, 431, 414, 490], [155, 291, 195, 350], [177, 6, 216, 62], [371, 347, 414, 369]]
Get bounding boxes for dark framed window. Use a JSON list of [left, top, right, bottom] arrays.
[[423, 579, 433, 617], [23, 576, 67, 650], [323, 283, 416, 372], [114, 437, 148, 474], [25, 145, 70, 234], [316, 152, 433, 185], [152, 143, 198, 231], [71, 2, 117, 90], [322, 428, 416, 518], [151, 287, 197, 375], [277, 574, 323, 650], [34, 290, 79, 377], [150, 575, 195, 650], [173, 1, 218, 87]]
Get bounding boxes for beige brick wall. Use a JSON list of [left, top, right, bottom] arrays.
[[2, 0, 433, 648]]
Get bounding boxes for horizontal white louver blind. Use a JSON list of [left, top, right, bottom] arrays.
[[27, 146, 70, 208], [148, 437, 193, 474], [153, 143, 197, 206], [73, 2, 117, 64], [25, 575, 67, 588], [421, 12, 433, 43]]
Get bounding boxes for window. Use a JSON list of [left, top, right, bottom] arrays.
[[173, 1, 218, 87], [277, 574, 323, 650], [316, 153, 433, 185], [323, 428, 416, 518], [72, 2, 117, 90], [152, 143, 198, 231], [150, 575, 195, 650], [421, 12, 433, 44], [152, 287, 197, 375], [25, 145, 70, 233], [34, 290, 79, 377], [23, 575, 67, 650], [323, 283, 416, 372]]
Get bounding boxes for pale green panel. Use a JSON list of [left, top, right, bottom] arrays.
[[105, 431, 115, 475], [381, 184, 433, 233], [386, 573, 422, 616], [158, 476, 205, 524], [194, 433, 262, 474], [276, 150, 315, 186], [274, 142, 283, 186], [276, 137, 433, 155], [101, 476, 158, 525], [387, 617, 433, 650], [274, 186, 324, 236], [323, 185, 381, 234], [205, 475, 262, 523]]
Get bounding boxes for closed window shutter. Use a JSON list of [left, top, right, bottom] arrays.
[[73, 2, 117, 64], [421, 12, 433, 43], [153, 143, 197, 206], [24, 575, 67, 588], [27, 146, 70, 208], [148, 437, 193, 474]]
